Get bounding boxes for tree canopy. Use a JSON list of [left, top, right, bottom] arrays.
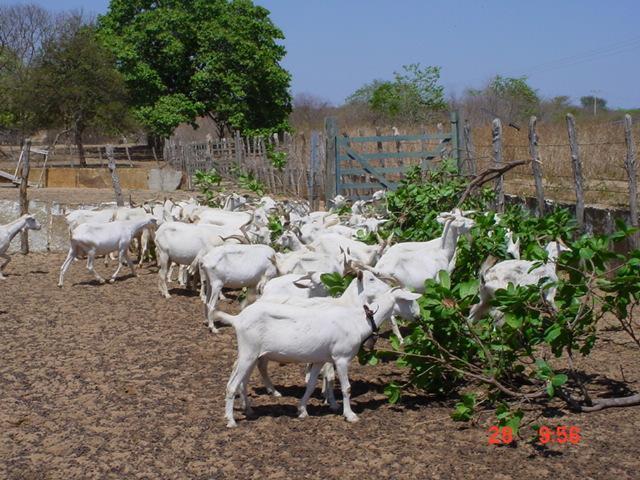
[[31, 24, 130, 166], [347, 64, 446, 123], [98, 0, 292, 137]]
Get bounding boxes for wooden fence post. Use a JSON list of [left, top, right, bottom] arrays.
[[492, 118, 504, 212], [324, 117, 338, 205], [624, 114, 638, 248], [566, 114, 585, 230], [125, 144, 133, 167], [20, 139, 31, 254], [528, 116, 545, 217], [450, 111, 461, 171], [463, 119, 476, 175], [235, 130, 243, 170], [106, 145, 125, 207], [310, 131, 320, 209]]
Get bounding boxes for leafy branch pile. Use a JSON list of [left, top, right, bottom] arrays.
[[355, 161, 640, 435]]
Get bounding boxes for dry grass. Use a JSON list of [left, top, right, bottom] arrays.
[[290, 118, 639, 207]]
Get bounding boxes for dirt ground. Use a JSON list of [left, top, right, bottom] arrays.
[[1, 253, 640, 479]]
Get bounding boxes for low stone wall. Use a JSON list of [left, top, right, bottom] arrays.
[[0, 199, 83, 253], [507, 195, 635, 252], [2, 166, 182, 191]]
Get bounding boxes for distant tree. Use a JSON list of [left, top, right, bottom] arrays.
[[539, 95, 579, 122], [347, 64, 446, 123], [98, 0, 292, 138], [290, 93, 333, 130], [580, 95, 608, 115], [31, 25, 130, 166], [462, 75, 539, 127], [0, 4, 55, 139]]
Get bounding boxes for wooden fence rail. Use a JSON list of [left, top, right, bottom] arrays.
[[163, 131, 326, 205]]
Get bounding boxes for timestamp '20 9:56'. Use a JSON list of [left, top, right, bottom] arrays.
[[488, 425, 581, 445]]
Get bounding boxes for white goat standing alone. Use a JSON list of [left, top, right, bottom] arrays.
[[468, 240, 570, 324], [0, 214, 41, 279], [214, 286, 421, 427], [58, 216, 157, 287]]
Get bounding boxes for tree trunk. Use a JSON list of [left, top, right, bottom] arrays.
[[74, 121, 87, 167]]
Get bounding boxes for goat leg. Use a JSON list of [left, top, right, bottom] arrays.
[[0, 253, 10, 279], [298, 363, 323, 419]]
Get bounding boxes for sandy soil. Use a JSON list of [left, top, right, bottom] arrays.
[[1, 253, 640, 479]]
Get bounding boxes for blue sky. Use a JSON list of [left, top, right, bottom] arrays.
[[17, 0, 640, 108]]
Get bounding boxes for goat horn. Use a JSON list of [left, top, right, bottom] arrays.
[[220, 234, 249, 244]]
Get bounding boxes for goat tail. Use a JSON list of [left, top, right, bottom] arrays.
[[213, 310, 236, 326], [188, 253, 201, 276]]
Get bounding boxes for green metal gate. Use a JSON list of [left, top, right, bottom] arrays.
[[326, 112, 460, 201]]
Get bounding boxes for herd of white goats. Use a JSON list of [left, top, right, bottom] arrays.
[[0, 190, 568, 427]]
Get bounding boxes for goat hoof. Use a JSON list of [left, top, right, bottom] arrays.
[[298, 409, 309, 419], [329, 403, 340, 412], [345, 413, 359, 423], [226, 420, 237, 428], [108, 278, 116, 284], [271, 390, 282, 398]]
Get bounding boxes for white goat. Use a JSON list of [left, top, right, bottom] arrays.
[[311, 233, 385, 267], [154, 222, 243, 298], [260, 272, 328, 301], [370, 210, 475, 292], [274, 249, 348, 276], [468, 241, 570, 324], [58, 216, 157, 287], [0, 214, 41, 279], [257, 270, 405, 408], [196, 244, 278, 332], [214, 286, 421, 427]]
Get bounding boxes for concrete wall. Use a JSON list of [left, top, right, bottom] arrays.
[[2, 166, 182, 191], [0, 199, 77, 253]]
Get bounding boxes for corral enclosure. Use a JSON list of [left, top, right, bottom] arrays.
[[1, 114, 640, 479]]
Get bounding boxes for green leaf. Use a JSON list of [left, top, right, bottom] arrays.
[[458, 280, 479, 299], [438, 270, 451, 290], [546, 383, 555, 397], [551, 374, 568, 387], [504, 313, 522, 329], [384, 382, 401, 404], [579, 247, 595, 260], [545, 326, 562, 343]]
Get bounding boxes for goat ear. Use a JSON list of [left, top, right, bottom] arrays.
[[357, 270, 363, 281], [293, 279, 312, 289], [395, 290, 421, 301]]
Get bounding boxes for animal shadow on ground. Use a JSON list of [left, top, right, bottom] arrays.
[[529, 443, 564, 458], [74, 273, 137, 286], [168, 288, 201, 298]]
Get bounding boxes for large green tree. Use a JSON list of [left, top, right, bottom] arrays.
[[32, 25, 130, 166], [98, 0, 292, 138]]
